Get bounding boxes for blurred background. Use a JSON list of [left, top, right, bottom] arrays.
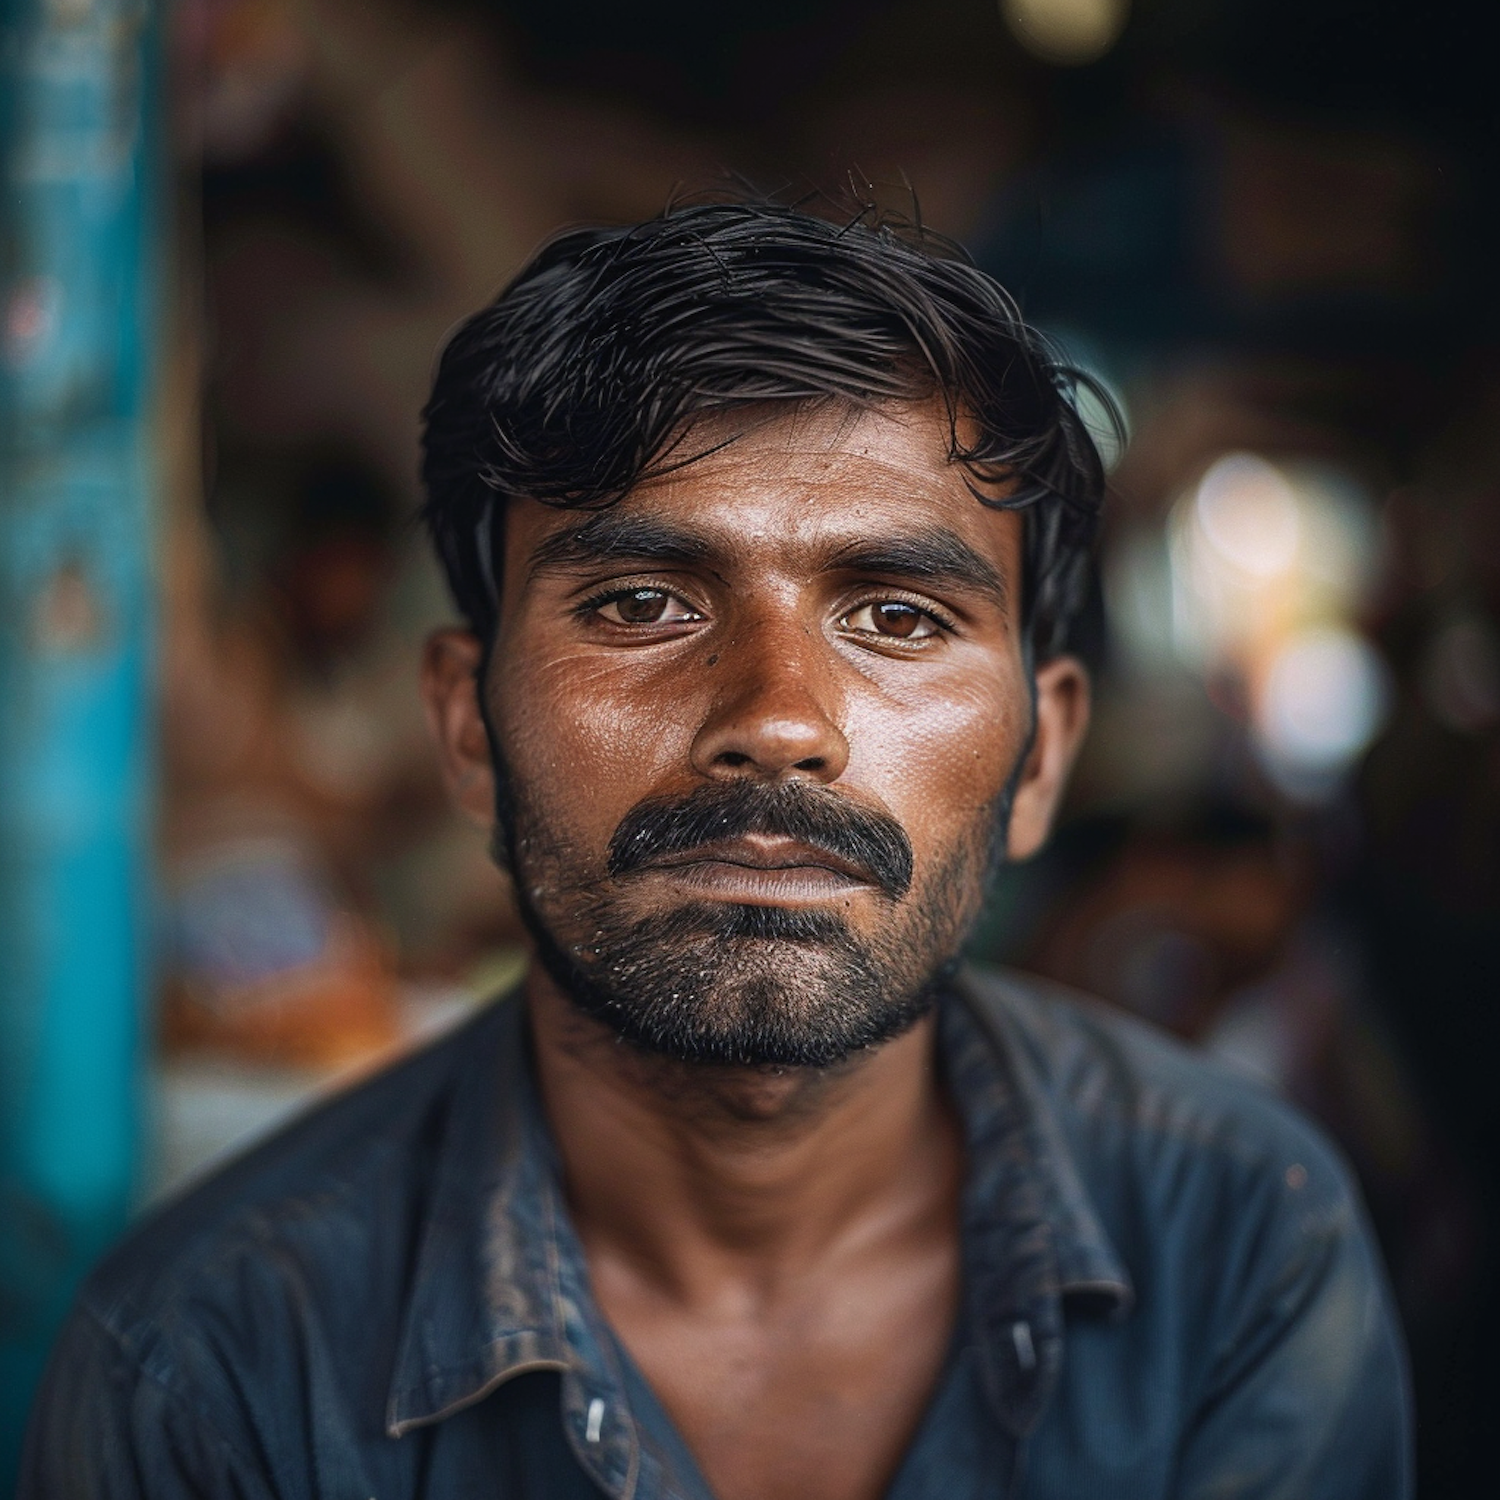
[[2, 0, 1496, 1488]]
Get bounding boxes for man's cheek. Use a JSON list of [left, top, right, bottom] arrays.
[[500, 681, 686, 851], [850, 695, 1016, 813]]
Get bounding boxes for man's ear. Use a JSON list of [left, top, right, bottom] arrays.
[[1005, 654, 1091, 862], [420, 628, 495, 831]]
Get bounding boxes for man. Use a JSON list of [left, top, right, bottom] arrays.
[[22, 201, 1410, 1498]]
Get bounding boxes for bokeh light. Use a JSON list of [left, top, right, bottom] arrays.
[[1001, 0, 1130, 66], [1195, 453, 1302, 579], [1167, 452, 1381, 678], [1253, 625, 1391, 798], [1099, 450, 1392, 803]]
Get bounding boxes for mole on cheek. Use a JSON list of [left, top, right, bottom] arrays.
[[706, 654, 719, 667]]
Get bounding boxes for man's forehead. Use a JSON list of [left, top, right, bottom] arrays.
[[638, 398, 973, 499], [507, 399, 1020, 576]]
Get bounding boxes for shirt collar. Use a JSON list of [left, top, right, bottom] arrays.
[[385, 996, 573, 1438], [942, 971, 1134, 1437], [386, 971, 1134, 1446]]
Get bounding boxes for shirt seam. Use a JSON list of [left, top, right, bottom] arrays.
[[92, 1129, 410, 1343], [1200, 1195, 1359, 1384], [1058, 1081, 1357, 1212], [72, 1298, 275, 1488]]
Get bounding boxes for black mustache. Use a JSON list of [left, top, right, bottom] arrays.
[[606, 781, 914, 900]]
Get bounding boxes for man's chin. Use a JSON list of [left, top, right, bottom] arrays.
[[531, 917, 945, 1070], [568, 978, 940, 1070], [513, 851, 967, 1067]]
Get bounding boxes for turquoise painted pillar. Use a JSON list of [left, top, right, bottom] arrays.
[[0, 0, 161, 1477]]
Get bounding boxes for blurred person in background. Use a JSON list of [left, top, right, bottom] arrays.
[[21, 201, 1410, 1498]]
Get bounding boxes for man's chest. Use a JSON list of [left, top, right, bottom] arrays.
[[599, 1260, 962, 1500], [390, 1345, 1025, 1500]]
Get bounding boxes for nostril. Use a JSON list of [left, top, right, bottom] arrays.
[[692, 698, 850, 783]]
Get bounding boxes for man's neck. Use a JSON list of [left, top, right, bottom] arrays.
[[524, 970, 961, 1306]]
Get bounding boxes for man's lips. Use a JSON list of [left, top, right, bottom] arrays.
[[629, 835, 878, 895]]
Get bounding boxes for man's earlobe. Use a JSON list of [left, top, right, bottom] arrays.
[[420, 628, 496, 830], [1005, 655, 1091, 862]]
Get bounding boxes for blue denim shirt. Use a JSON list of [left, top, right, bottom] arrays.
[[20, 969, 1412, 1498]]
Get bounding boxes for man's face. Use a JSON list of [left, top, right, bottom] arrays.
[[426, 401, 1089, 1067]]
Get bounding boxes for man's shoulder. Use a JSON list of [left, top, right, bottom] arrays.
[[958, 965, 1362, 1240], [77, 995, 516, 1361], [956, 968, 1410, 1494]]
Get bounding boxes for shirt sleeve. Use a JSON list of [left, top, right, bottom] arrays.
[[18, 1302, 278, 1500], [1172, 1187, 1413, 1500]]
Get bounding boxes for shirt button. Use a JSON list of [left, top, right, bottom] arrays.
[[1012, 1319, 1037, 1372]]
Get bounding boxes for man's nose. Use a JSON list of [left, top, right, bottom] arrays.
[[688, 621, 850, 784]]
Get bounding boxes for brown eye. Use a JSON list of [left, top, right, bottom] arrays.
[[616, 589, 669, 623], [595, 588, 701, 626], [873, 602, 922, 638], [841, 600, 940, 641]]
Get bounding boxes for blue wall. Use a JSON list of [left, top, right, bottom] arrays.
[[0, 0, 160, 1477]]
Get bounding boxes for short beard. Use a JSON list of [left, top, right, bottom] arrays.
[[520, 883, 961, 1070], [489, 759, 1018, 1070]]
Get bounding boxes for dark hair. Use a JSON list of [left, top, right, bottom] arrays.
[[421, 198, 1112, 661]]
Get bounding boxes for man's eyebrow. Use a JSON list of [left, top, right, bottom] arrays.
[[526, 512, 715, 579], [825, 528, 1010, 608]]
